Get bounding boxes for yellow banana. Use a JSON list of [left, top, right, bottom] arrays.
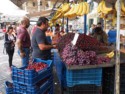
[[85, 2, 90, 14], [76, 3, 81, 15], [115, 0, 125, 16], [106, 51, 114, 58], [64, 4, 75, 17], [77, 2, 83, 16], [80, 2, 87, 16], [97, 1, 104, 13], [68, 4, 79, 18], [100, 0, 112, 14], [103, 1, 112, 12], [100, 1, 108, 14], [121, 1, 125, 13], [61, 3, 70, 13]]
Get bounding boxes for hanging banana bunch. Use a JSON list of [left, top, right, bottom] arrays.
[[97, 0, 112, 17], [115, 0, 125, 16], [77, 2, 90, 16], [51, 3, 70, 22], [64, 1, 90, 19], [64, 3, 76, 18]]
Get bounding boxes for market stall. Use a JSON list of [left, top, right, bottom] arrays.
[[50, 0, 124, 94]]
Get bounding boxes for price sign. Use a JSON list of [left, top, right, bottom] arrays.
[[72, 33, 79, 46]]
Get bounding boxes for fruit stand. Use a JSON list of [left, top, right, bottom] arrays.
[[4, 0, 124, 94], [52, 32, 119, 94], [50, 0, 123, 93]]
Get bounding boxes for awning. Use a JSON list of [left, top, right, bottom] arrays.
[[0, 0, 28, 17]]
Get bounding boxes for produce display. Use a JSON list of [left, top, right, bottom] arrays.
[[50, 2, 90, 23], [57, 33, 110, 55], [61, 43, 111, 66], [57, 33, 74, 54], [26, 62, 48, 72]]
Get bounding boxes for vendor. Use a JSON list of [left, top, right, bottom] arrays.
[[31, 17, 56, 60], [92, 27, 108, 44]]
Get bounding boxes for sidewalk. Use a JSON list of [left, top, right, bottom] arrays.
[[0, 40, 21, 94]]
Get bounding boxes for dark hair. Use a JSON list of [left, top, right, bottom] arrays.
[[6, 26, 13, 33], [56, 24, 60, 27], [94, 27, 103, 34], [97, 22, 101, 25], [37, 17, 48, 26]]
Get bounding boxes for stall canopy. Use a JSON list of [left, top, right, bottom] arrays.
[[0, 0, 28, 22]]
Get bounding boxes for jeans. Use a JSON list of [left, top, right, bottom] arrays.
[[6, 48, 14, 67], [18, 48, 30, 67]]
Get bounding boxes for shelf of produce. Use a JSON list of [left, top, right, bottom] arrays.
[[65, 52, 125, 70]]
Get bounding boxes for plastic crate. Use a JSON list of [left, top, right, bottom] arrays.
[[64, 84, 102, 94], [12, 58, 53, 85], [66, 68, 102, 87], [102, 64, 125, 94], [5, 81, 13, 94], [13, 77, 53, 94], [53, 52, 102, 87]]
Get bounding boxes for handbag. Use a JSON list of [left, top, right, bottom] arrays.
[[4, 42, 11, 48]]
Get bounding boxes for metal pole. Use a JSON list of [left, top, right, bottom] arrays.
[[115, 0, 121, 94], [66, 18, 69, 33], [66, 0, 69, 33], [62, 17, 64, 28], [84, 0, 87, 34]]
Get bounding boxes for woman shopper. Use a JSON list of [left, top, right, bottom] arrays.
[[4, 26, 16, 71]]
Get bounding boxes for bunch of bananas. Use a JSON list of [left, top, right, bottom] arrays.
[[97, 0, 112, 18], [106, 51, 114, 58], [51, 3, 70, 22], [64, 2, 89, 19], [115, 0, 125, 16], [51, 2, 89, 21]]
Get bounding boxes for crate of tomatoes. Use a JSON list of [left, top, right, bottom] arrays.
[[12, 58, 53, 86]]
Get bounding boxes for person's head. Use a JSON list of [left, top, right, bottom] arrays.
[[19, 16, 30, 28], [55, 24, 60, 30], [7, 26, 13, 34], [37, 17, 49, 32], [97, 22, 101, 27], [94, 27, 103, 34]]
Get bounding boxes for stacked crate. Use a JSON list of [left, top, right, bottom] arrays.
[[64, 68, 102, 94], [5, 58, 53, 94], [53, 51, 102, 94]]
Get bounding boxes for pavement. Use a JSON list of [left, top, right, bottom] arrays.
[[0, 33, 61, 94], [0, 34, 21, 94]]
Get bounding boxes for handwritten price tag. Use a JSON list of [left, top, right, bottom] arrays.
[[72, 33, 79, 46]]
